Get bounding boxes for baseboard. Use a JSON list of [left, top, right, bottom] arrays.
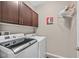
[[46, 52, 65, 58]]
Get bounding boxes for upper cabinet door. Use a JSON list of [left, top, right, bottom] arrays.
[[19, 2, 32, 26], [1, 1, 18, 24], [32, 11, 38, 27], [0, 2, 2, 21]]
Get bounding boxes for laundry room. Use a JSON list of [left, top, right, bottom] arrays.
[[0, 0, 78, 58]]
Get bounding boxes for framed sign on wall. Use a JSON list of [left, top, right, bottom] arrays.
[[46, 17, 53, 25]]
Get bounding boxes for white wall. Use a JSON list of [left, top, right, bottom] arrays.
[[0, 22, 35, 34], [77, 2, 79, 57], [36, 1, 77, 57], [77, 2, 79, 48], [0, 1, 36, 34]]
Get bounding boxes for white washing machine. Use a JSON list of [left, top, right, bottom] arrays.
[[0, 34, 38, 58], [26, 34, 47, 58]]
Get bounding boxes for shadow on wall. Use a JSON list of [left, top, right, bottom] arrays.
[[59, 2, 76, 30], [63, 17, 73, 29]]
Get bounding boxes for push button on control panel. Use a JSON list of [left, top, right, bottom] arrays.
[[5, 36, 10, 40]]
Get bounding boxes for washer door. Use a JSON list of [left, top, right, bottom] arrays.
[[15, 42, 38, 58]]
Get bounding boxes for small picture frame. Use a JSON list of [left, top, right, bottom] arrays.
[[46, 17, 53, 25]]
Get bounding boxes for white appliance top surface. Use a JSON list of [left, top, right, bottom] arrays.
[[26, 35, 46, 42]]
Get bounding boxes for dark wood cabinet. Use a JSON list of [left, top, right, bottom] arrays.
[[1, 1, 18, 24], [32, 11, 38, 27], [19, 2, 32, 26], [0, 1, 38, 27], [0, 2, 2, 21]]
